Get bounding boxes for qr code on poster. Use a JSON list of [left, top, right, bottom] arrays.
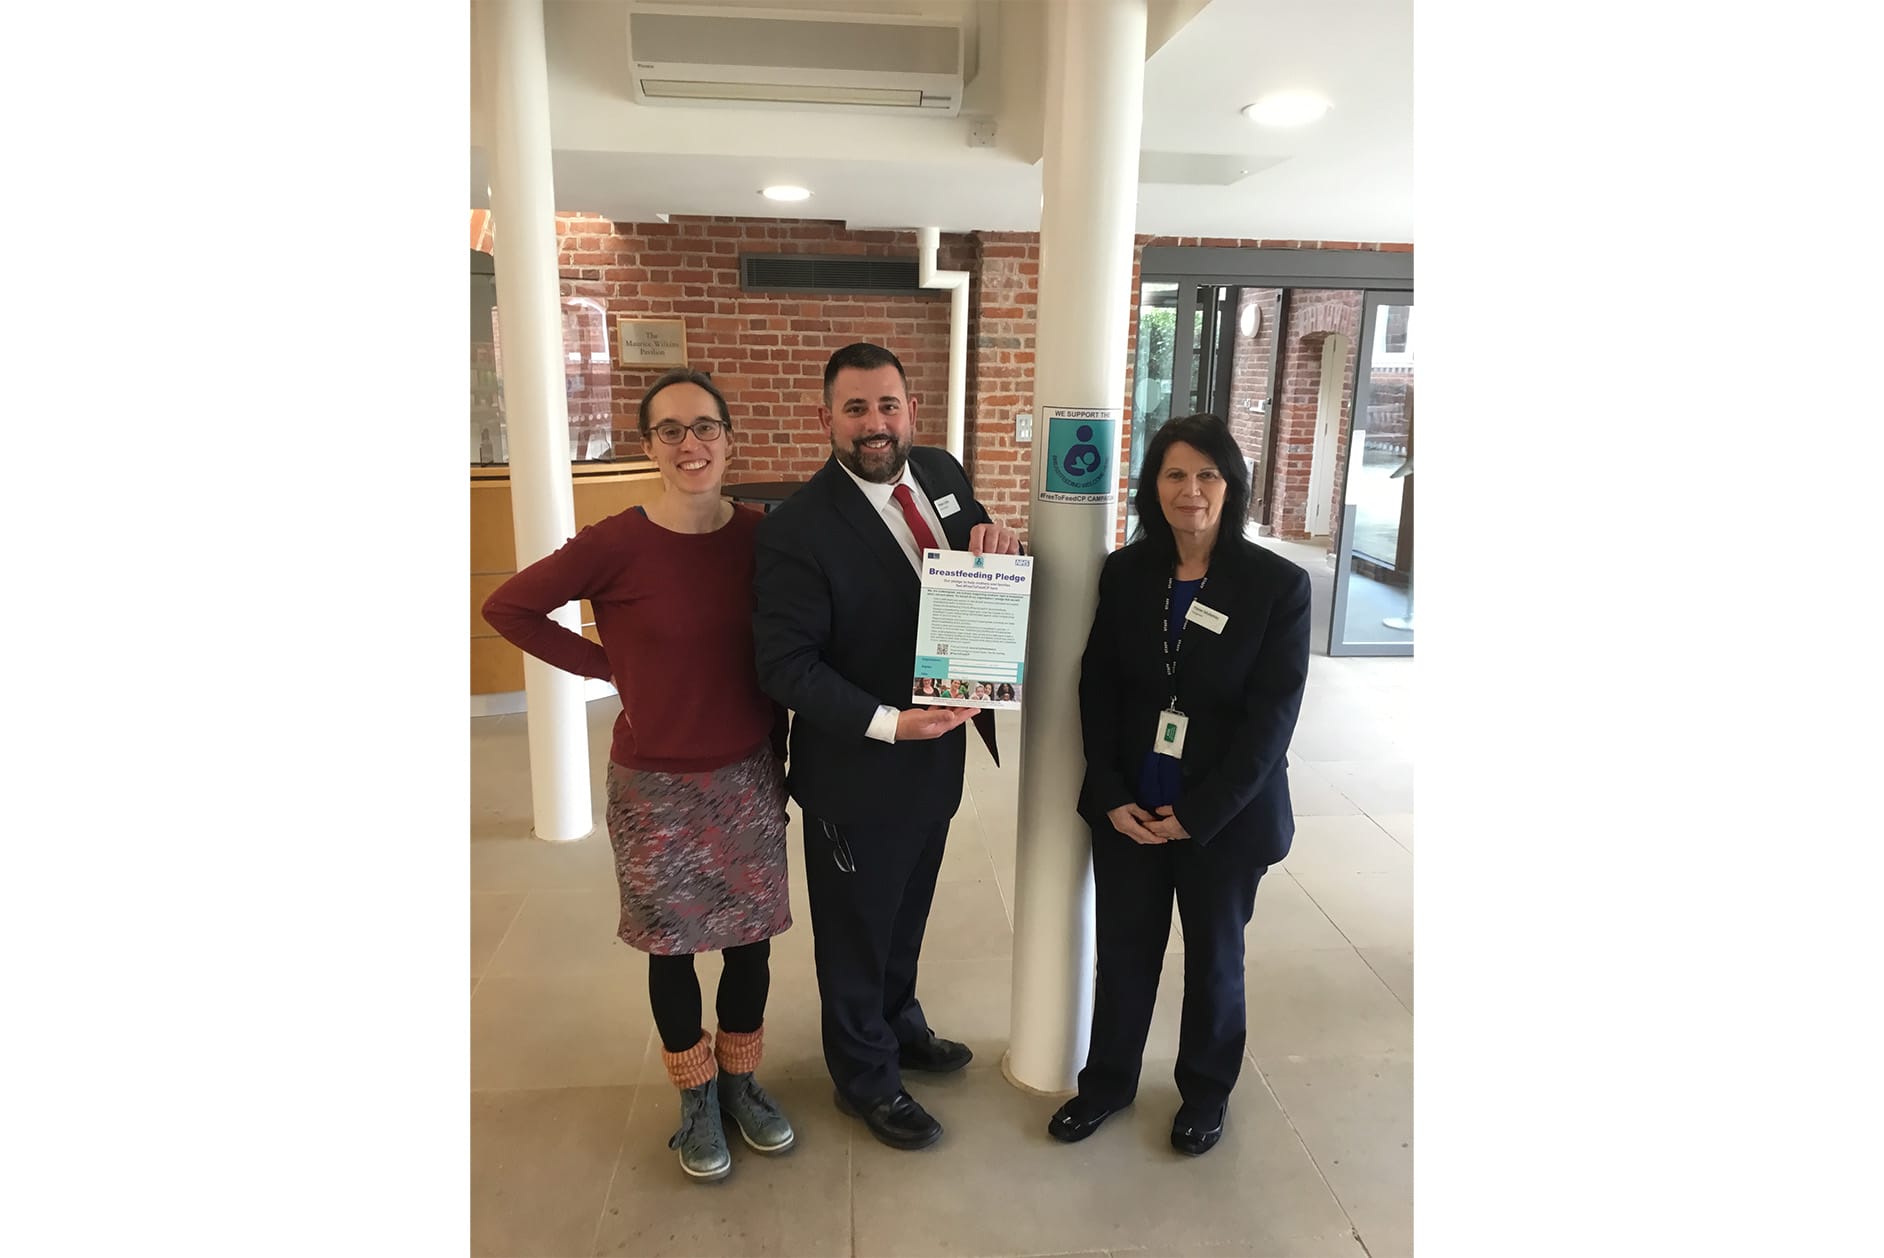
[[936, 644, 950, 655]]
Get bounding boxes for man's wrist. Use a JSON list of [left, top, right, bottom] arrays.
[[866, 704, 900, 744]]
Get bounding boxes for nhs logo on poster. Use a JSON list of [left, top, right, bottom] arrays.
[[1041, 407, 1119, 503]]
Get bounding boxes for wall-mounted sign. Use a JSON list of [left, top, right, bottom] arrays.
[[1040, 406, 1119, 503], [615, 317, 689, 368]]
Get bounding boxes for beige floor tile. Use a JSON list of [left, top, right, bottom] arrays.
[[1244, 948, 1411, 1061], [1371, 811, 1414, 850], [470, 1084, 634, 1258], [1247, 869, 1353, 952], [472, 891, 526, 978], [1305, 761, 1413, 817], [922, 879, 1016, 961], [485, 889, 628, 977], [907, 955, 1013, 1057], [937, 821, 998, 885], [1256, 1054, 1413, 1258], [472, 968, 654, 1091], [593, 1076, 852, 1257], [1357, 947, 1413, 1014], [1285, 716, 1405, 764], [1282, 814, 1413, 877], [471, 832, 617, 894], [1288, 870, 1412, 952], [849, 1065, 1360, 1257], [1285, 762, 1363, 818]]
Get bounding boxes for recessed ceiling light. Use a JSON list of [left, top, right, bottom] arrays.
[[761, 185, 811, 202], [1242, 92, 1331, 127]]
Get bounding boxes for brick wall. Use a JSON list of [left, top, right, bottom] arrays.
[[475, 208, 1410, 548], [1227, 287, 1281, 521], [1268, 289, 1362, 541], [557, 213, 972, 480], [966, 232, 1039, 535]]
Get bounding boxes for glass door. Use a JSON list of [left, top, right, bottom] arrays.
[[1329, 291, 1415, 656], [1125, 281, 1180, 539]]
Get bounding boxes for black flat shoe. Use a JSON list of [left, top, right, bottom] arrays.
[[834, 1087, 943, 1150], [898, 1032, 974, 1074], [1171, 1103, 1225, 1156], [1047, 1095, 1123, 1144]]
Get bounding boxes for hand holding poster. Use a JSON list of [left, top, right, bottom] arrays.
[[910, 549, 1032, 710]]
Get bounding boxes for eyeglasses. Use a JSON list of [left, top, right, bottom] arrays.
[[648, 419, 726, 445]]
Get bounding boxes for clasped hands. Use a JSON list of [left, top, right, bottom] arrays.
[[1107, 802, 1191, 845]]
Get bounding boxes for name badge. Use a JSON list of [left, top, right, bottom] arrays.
[[1184, 601, 1228, 634], [933, 493, 961, 518], [1153, 709, 1189, 759]]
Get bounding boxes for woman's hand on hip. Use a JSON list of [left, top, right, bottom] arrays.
[[1108, 802, 1165, 845]]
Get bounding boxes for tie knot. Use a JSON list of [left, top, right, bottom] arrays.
[[892, 483, 915, 507]]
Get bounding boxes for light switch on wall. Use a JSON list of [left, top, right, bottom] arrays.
[[1016, 411, 1032, 442]]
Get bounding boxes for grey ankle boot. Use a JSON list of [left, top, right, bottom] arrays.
[[669, 1077, 732, 1181], [718, 1070, 795, 1153]]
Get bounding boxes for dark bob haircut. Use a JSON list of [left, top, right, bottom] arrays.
[[822, 342, 909, 403], [1130, 412, 1253, 559], [638, 368, 732, 438]]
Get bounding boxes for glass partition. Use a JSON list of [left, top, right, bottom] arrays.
[[1329, 293, 1414, 655]]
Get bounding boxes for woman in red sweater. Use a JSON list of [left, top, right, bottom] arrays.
[[482, 369, 793, 1183]]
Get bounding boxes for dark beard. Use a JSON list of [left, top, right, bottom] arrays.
[[833, 432, 910, 484]]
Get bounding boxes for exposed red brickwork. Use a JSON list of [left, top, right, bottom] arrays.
[[966, 232, 1039, 534], [1227, 287, 1282, 522], [477, 207, 1410, 549], [556, 213, 972, 480], [1268, 290, 1362, 541]]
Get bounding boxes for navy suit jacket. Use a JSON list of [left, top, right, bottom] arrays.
[[1076, 536, 1311, 863], [753, 447, 998, 825]]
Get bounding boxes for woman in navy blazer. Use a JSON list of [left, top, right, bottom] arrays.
[[1048, 412, 1312, 1157]]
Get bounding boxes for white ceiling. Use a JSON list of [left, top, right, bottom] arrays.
[[470, 0, 1412, 241]]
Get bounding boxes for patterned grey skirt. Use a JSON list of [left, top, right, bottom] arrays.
[[603, 743, 792, 955]]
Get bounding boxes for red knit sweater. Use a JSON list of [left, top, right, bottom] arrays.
[[481, 504, 775, 772]]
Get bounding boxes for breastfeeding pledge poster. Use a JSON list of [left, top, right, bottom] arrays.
[[909, 549, 1033, 710]]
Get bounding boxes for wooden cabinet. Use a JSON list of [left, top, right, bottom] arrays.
[[471, 463, 663, 694]]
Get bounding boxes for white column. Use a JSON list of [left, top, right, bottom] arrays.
[[478, 0, 593, 842], [1006, 0, 1147, 1093]]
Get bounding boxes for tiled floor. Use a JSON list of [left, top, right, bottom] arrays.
[[471, 541, 1413, 1257]]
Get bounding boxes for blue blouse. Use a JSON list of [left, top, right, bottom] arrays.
[[1134, 576, 1205, 811]]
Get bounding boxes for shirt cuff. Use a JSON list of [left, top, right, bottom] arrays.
[[866, 704, 900, 744]]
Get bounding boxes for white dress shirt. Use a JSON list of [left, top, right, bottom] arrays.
[[832, 458, 951, 744]]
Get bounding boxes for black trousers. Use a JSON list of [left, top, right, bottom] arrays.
[[647, 939, 772, 1054], [801, 811, 950, 1103], [1076, 820, 1268, 1112]]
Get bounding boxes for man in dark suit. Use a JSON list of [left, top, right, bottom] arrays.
[[752, 343, 1021, 1150]]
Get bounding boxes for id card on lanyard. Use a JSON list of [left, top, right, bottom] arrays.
[[1155, 573, 1204, 759]]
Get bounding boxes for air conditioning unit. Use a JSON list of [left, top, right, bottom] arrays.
[[626, 4, 964, 117]]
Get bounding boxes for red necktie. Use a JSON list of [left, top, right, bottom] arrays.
[[891, 482, 940, 554]]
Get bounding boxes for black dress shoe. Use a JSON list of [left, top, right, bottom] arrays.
[[834, 1087, 943, 1150], [1046, 1094, 1124, 1144], [898, 1032, 973, 1073], [1170, 1103, 1225, 1156]]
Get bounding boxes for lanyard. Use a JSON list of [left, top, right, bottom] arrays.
[[1161, 573, 1207, 710]]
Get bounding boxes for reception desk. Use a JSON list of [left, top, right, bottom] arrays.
[[471, 461, 664, 694]]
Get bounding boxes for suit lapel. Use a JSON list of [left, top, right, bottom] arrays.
[[821, 457, 921, 611], [906, 452, 974, 551]]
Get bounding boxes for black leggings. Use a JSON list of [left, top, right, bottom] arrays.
[[648, 939, 772, 1053]]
